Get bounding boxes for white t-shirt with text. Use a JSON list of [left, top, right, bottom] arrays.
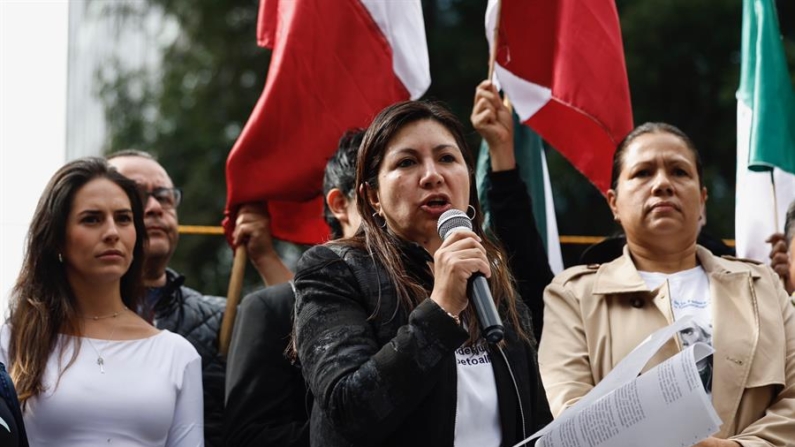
[[454, 340, 501, 447]]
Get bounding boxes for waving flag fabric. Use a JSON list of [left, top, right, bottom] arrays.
[[735, 0, 795, 261], [225, 0, 430, 245], [485, 0, 633, 194]]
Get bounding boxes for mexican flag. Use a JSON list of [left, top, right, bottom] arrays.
[[735, 0, 795, 262]]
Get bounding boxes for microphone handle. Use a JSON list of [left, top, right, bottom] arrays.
[[468, 273, 504, 343]]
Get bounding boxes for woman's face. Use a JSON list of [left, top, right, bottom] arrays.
[[63, 178, 137, 287], [368, 119, 471, 251], [607, 131, 707, 248]]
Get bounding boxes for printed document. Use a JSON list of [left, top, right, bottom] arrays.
[[516, 316, 721, 447]]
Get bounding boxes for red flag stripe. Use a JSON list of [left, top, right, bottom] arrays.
[[528, 98, 619, 194]]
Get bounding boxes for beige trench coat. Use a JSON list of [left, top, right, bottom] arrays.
[[539, 246, 795, 446]]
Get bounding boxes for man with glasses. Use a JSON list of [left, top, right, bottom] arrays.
[[107, 150, 232, 446]]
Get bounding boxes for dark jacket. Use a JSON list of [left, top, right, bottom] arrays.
[[148, 268, 225, 447], [488, 168, 554, 341], [0, 362, 28, 447], [293, 240, 552, 447], [222, 168, 551, 446], [225, 282, 309, 447]]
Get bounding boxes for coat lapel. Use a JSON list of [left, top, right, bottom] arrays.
[[593, 246, 678, 370]]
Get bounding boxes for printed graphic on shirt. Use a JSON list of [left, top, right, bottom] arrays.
[[679, 321, 713, 394], [454, 341, 501, 446], [639, 266, 713, 395], [672, 299, 710, 310], [455, 343, 492, 367]]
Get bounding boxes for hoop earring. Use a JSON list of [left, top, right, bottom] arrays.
[[372, 212, 387, 229], [466, 205, 477, 221], [58, 253, 63, 263]]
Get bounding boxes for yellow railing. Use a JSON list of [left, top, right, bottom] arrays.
[[179, 225, 736, 247], [178, 225, 225, 235]]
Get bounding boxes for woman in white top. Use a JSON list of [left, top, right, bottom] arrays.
[[0, 157, 203, 446]]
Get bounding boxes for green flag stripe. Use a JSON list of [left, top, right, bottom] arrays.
[[739, 0, 795, 174], [476, 112, 549, 251]]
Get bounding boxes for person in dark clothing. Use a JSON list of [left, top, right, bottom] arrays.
[[472, 80, 554, 341], [224, 130, 364, 447], [294, 101, 552, 446], [0, 362, 28, 447], [108, 150, 292, 446], [226, 84, 555, 445], [224, 282, 306, 446]]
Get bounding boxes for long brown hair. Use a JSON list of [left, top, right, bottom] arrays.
[[8, 157, 147, 405], [339, 100, 529, 345]]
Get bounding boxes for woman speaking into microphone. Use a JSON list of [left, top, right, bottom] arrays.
[[293, 100, 551, 447]]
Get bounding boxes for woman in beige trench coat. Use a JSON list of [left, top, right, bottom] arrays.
[[539, 122, 795, 447]]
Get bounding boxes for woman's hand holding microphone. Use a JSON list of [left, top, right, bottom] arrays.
[[430, 229, 491, 320]]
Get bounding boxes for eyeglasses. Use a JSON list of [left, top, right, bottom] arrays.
[[138, 186, 182, 209]]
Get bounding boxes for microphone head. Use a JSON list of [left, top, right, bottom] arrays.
[[437, 208, 472, 240]]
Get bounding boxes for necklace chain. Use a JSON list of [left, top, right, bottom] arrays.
[[81, 306, 128, 321], [84, 307, 127, 374]]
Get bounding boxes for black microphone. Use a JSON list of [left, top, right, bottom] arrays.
[[437, 209, 504, 343]]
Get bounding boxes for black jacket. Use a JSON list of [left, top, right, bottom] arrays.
[[0, 362, 28, 447], [488, 168, 554, 342], [225, 282, 309, 446], [293, 240, 552, 447], [148, 268, 226, 447], [222, 168, 552, 446]]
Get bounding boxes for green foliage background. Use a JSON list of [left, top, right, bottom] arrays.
[[97, 0, 795, 296]]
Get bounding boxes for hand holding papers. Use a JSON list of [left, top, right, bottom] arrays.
[[516, 316, 722, 447]]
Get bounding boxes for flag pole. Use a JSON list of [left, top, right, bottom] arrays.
[[220, 245, 247, 356], [771, 170, 780, 233], [487, 0, 502, 81]]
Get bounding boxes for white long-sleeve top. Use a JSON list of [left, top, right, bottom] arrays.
[[0, 325, 204, 447]]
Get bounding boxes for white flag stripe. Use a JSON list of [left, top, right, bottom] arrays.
[[494, 64, 552, 122], [360, 0, 430, 99], [540, 148, 564, 274]]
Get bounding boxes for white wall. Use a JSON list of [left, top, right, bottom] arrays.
[[0, 1, 69, 315]]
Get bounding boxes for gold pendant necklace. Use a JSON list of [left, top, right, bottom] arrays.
[[84, 307, 126, 374]]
